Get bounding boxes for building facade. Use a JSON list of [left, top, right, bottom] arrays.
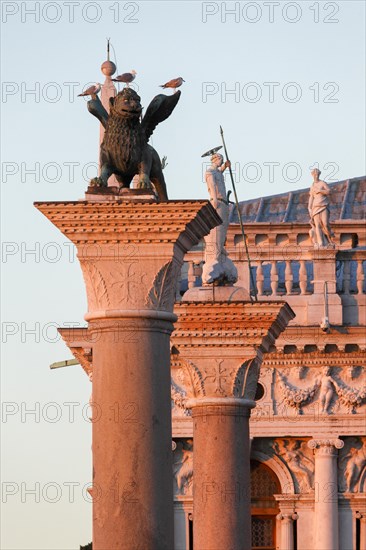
[[171, 176, 366, 550]]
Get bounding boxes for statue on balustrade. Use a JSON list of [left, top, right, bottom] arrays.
[[202, 153, 238, 285], [308, 168, 335, 247]]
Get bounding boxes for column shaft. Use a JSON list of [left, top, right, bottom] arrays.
[[192, 402, 252, 550], [91, 319, 174, 550], [277, 514, 297, 550], [309, 439, 343, 550]]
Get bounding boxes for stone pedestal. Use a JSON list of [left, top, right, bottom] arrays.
[[308, 437, 344, 550], [307, 248, 342, 325], [172, 295, 295, 550], [35, 198, 221, 550]]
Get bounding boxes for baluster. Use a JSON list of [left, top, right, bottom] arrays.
[[187, 261, 195, 289], [343, 260, 351, 294], [270, 261, 278, 296], [299, 260, 307, 295], [256, 261, 264, 296], [194, 262, 203, 286], [285, 260, 293, 294], [357, 259, 365, 294]]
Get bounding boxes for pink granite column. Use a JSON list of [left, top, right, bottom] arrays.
[[35, 197, 221, 550], [172, 298, 295, 550], [191, 398, 254, 550]]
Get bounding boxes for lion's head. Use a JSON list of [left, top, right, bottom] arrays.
[[110, 88, 142, 118]]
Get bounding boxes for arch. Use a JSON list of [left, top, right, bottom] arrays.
[[251, 450, 295, 494]]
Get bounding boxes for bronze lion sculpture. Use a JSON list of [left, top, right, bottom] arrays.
[[86, 87, 181, 201]]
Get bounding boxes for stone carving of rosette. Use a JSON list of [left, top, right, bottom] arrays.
[[335, 382, 366, 413], [278, 371, 318, 413]]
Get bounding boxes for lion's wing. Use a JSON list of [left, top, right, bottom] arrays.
[[141, 91, 181, 141]]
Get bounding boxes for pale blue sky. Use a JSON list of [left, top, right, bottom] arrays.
[[1, 1, 365, 548]]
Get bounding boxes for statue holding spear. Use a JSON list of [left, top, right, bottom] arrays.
[[201, 146, 238, 286], [201, 128, 257, 300]]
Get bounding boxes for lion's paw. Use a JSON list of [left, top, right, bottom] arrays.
[[90, 177, 105, 188], [137, 175, 153, 190]]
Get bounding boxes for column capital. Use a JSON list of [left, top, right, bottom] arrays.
[[35, 200, 221, 319], [308, 438, 344, 455], [171, 301, 294, 400], [277, 512, 298, 522]]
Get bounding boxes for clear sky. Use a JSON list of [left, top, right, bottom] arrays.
[[1, 1, 365, 548]]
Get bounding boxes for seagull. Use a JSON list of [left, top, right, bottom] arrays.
[[160, 77, 185, 92], [78, 83, 101, 98], [112, 70, 137, 86]]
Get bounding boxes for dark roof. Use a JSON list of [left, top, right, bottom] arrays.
[[230, 176, 366, 224]]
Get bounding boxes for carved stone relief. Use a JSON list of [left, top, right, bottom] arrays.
[[145, 260, 181, 311], [81, 258, 182, 313], [277, 370, 318, 414], [232, 359, 260, 400], [271, 365, 366, 417], [171, 379, 191, 418], [173, 439, 193, 496], [273, 439, 314, 494], [338, 437, 366, 493], [251, 438, 314, 494]]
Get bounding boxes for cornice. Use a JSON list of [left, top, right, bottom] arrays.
[[262, 351, 366, 367], [34, 200, 221, 245]]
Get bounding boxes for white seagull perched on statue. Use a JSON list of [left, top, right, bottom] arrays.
[[160, 77, 185, 93], [112, 70, 137, 86], [78, 83, 101, 99]]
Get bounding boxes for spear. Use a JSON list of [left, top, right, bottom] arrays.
[[220, 126, 258, 301]]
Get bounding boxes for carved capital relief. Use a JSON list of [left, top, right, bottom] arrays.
[[171, 354, 205, 402], [145, 261, 181, 311], [232, 358, 261, 400], [170, 352, 262, 402], [80, 258, 181, 314]]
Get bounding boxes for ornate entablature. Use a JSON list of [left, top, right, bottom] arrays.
[[171, 351, 366, 423]]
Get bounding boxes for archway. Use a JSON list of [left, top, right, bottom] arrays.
[[251, 460, 281, 550]]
